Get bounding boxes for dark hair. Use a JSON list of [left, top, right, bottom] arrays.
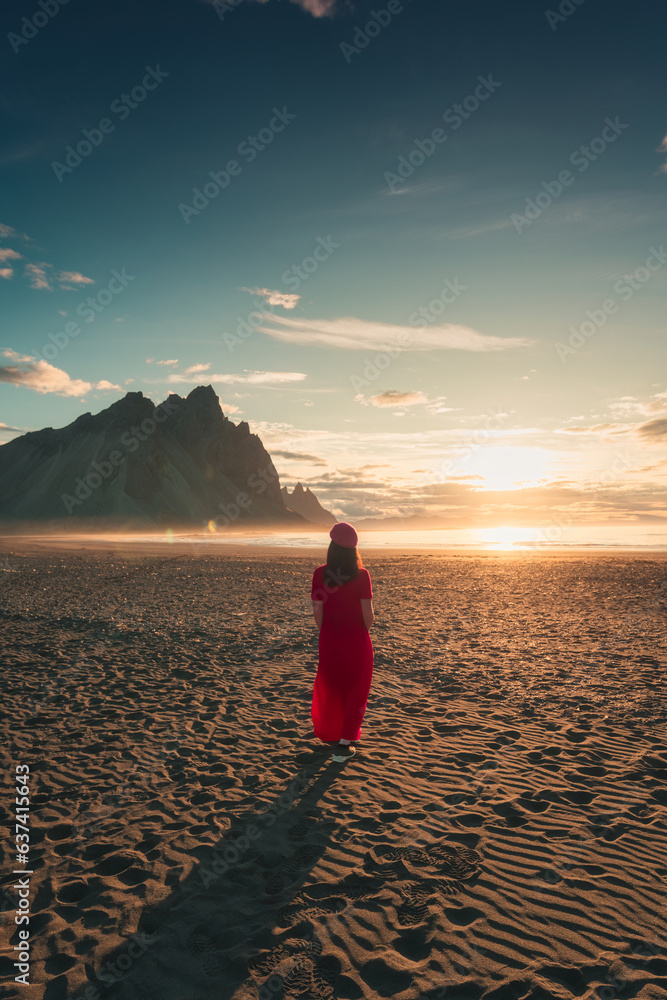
[[324, 540, 362, 590]]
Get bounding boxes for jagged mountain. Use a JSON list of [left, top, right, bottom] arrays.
[[0, 385, 307, 527], [281, 482, 337, 526]]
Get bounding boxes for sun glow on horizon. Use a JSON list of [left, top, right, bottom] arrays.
[[476, 526, 541, 549]]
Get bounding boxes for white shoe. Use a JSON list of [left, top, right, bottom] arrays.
[[332, 744, 356, 762]]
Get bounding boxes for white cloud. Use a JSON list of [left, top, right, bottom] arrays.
[[57, 270, 95, 290], [154, 358, 180, 366], [3, 349, 34, 363], [2, 226, 93, 290], [357, 389, 455, 414], [0, 356, 121, 397], [183, 362, 212, 375], [0, 223, 30, 240], [366, 390, 428, 408], [258, 314, 534, 352], [0, 248, 22, 263], [25, 262, 52, 290], [240, 286, 300, 309], [94, 379, 123, 391], [558, 423, 622, 435], [167, 370, 307, 385], [0, 268, 13, 280], [636, 418, 667, 441], [610, 389, 667, 417]]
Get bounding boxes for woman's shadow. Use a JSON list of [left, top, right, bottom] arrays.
[[74, 750, 347, 1000]]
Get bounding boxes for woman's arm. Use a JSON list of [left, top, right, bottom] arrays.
[[361, 598, 373, 631], [312, 600, 324, 629]]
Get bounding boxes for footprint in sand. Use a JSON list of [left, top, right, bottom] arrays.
[[277, 876, 387, 926], [277, 842, 481, 934], [248, 936, 336, 999], [366, 842, 481, 881], [186, 928, 230, 980], [260, 844, 323, 895], [368, 843, 481, 926]]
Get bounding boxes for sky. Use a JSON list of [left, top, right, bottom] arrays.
[[1, 0, 666, 533]]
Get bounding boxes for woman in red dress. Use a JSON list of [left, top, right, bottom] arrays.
[[310, 522, 374, 762]]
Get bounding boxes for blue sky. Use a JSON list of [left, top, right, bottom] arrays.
[[1, 0, 666, 530]]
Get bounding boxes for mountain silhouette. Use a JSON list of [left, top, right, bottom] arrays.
[[0, 385, 308, 528], [281, 482, 336, 526]]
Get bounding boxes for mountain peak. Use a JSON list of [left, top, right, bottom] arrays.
[[186, 384, 218, 404], [0, 386, 306, 527], [281, 483, 336, 525]]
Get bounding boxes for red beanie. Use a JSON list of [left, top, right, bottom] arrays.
[[329, 521, 358, 548]]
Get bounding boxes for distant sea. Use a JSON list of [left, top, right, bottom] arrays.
[[155, 524, 667, 552]]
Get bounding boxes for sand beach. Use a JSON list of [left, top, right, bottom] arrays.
[[1, 538, 667, 999]]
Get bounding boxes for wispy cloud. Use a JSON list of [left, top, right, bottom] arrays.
[[259, 314, 533, 352], [0, 247, 22, 280], [0, 222, 30, 241], [57, 270, 95, 290], [0, 352, 121, 397], [167, 370, 307, 385], [152, 358, 180, 366], [0, 248, 22, 263], [636, 418, 667, 441], [657, 135, 667, 174], [240, 286, 300, 309], [557, 422, 624, 436], [366, 390, 429, 408], [272, 449, 328, 465], [236, 0, 339, 17], [25, 262, 52, 290], [361, 389, 454, 414], [23, 261, 95, 291], [183, 362, 211, 375], [610, 389, 667, 417]]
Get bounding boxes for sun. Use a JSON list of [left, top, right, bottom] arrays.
[[477, 526, 540, 550], [463, 446, 554, 491]]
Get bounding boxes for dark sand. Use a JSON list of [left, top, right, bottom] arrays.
[[1, 537, 667, 999]]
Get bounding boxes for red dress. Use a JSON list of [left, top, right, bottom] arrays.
[[310, 564, 373, 742]]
